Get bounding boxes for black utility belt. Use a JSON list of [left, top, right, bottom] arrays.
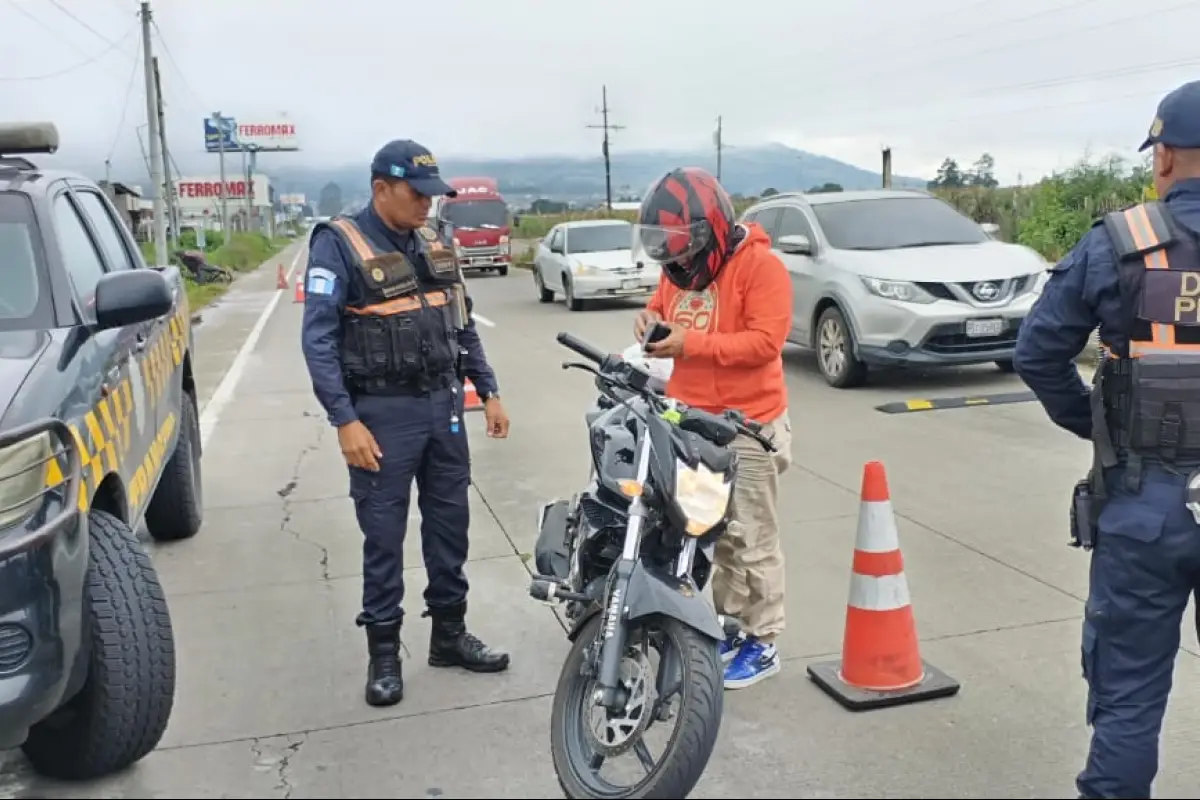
[[349, 374, 457, 397]]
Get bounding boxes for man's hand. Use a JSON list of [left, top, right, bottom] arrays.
[[484, 398, 510, 439], [634, 309, 662, 342], [338, 420, 382, 471], [645, 323, 687, 358]]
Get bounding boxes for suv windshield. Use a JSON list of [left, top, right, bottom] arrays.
[[811, 196, 989, 251], [566, 224, 632, 254], [0, 193, 50, 331], [442, 199, 508, 230]]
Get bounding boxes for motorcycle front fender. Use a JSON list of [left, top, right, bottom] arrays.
[[623, 560, 724, 642]]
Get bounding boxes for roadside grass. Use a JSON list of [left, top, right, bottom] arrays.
[[140, 232, 293, 314]]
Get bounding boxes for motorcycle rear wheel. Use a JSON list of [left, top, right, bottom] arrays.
[[550, 613, 723, 799]]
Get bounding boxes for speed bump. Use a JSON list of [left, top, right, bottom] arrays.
[[875, 390, 1037, 414]]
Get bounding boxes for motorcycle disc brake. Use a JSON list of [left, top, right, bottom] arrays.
[[587, 647, 656, 757]]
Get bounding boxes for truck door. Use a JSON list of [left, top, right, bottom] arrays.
[[52, 188, 152, 516]]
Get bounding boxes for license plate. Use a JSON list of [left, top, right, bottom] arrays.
[[470, 257, 490, 266], [620, 279, 639, 291], [965, 318, 1004, 338]]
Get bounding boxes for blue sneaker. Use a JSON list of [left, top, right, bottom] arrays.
[[723, 637, 781, 689], [719, 629, 746, 664]]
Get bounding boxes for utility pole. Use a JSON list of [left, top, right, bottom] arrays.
[[212, 111, 230, 236], [139, 2, 167, 267], [715, 116, 723, 181], [881, 146, 893, 189], [151, 56, 178, 249], [586, 85, 624, 211]]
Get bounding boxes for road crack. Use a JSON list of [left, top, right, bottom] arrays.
[[251, 733, 307, 798], [279, 413, 331, 580]]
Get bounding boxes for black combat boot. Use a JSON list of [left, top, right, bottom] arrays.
[[425, 602, 510, 673], [364, 622, 404, 707]]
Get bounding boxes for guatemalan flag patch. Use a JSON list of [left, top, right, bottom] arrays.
[[307, 267, 337, 296]]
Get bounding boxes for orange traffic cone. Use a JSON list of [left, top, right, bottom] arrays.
[[293, 278, 304, 303], [806, 461, 960, 711], [462, 378, 483, 412], [276, 264, 288, 289]]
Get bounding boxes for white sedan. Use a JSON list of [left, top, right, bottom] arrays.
[[532, 219, 661, 311]]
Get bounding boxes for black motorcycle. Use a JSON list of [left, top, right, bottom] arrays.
[[530, 331, 775, 799]]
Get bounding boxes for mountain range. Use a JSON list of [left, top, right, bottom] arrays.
[[264, 143, 927, 206]]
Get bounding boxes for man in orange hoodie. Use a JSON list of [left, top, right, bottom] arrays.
[[632, 167, 793, 689]]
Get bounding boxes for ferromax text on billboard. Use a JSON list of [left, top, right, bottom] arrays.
[[174, 175, 272, 211], [203, 117, 299, 153]]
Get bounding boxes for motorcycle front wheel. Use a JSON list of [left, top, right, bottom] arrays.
[[550, 613, 723, 799]]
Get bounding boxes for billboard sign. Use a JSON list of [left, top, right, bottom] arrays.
[[278, 193, 306, 206], [203, 117, 299, 153], [174, 175, 272, 210]]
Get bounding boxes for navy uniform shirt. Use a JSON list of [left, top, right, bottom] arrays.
[[300, 204, 500, 428], [1013, 178, 1200, 439]]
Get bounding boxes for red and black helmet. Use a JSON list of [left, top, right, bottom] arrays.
[[633, 167, 737, 292]]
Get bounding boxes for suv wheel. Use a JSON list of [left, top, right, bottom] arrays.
[[145, 390, 203, 541], [816, 306, 867, 388], [21, 509, 175, 780]]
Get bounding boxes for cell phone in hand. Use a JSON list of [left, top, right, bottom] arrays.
[[642, 321, 671, 350]]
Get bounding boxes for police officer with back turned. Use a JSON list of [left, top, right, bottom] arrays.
[[300, 140, 511, 709], [1014, 80, 1200, 798]]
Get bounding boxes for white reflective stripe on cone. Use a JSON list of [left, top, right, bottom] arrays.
[[848, 572, 912, 612], [856, 501, 901, 553]]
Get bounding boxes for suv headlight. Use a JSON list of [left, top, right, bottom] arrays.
[[861, 277, 936, 304], [0, 432, 52, 529], [674, 459, 732, 537]]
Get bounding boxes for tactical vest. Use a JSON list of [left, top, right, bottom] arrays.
[[1090, 201, 1200, 493], [324, 217, 470, 394]]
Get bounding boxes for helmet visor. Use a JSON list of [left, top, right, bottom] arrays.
[[632, 220, 711, 267]]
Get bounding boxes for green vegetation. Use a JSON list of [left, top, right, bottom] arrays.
[[933, 153, 1152, 262], [138, 230, 292, 313]]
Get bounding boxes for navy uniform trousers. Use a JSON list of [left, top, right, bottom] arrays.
[[349, 384, 470, 627], [1079, 463, 1200, 798]]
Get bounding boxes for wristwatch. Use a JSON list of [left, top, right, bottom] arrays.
[[480, 391, 499, 403]]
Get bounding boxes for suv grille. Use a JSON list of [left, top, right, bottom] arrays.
[[921, 319, 1022, 355]]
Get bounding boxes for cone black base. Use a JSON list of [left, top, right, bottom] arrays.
[[806, 659, 961, 711]]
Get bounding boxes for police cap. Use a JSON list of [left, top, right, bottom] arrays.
[[370, 140, 457, 197], [1139, 80, 1200, 152]]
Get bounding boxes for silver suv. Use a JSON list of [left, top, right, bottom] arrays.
[[740, 189, 1049, 388]]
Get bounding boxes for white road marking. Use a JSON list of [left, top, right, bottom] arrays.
[[473, 313, 496, 327], [198, 245, 306, 449]]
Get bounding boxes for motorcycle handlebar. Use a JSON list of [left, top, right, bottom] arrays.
[[556, 332, 608, 365]]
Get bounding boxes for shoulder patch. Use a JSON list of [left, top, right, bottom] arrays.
[[306, 266, 337, 296], [418, 226, 438, 243], [1102, 201, 1175, 262]]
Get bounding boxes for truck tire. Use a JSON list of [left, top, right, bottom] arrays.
[[145, 390, 202, 541], [22, 509, 176, 780]]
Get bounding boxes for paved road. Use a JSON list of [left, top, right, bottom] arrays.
[[5, 254, 1200, 798]]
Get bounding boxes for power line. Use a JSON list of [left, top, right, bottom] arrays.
[[801, 0, 1200, 103], [586, 85, 625, 210], [105, 25, 142, 163], [828, 54, 1200, 126], [150, 19, 207, 112], [0, 23, 136, 81], [42, 0, 127, 48]]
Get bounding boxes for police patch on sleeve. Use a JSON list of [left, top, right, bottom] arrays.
[[418, 227, 438, 243], [307, 266, 337, 296]]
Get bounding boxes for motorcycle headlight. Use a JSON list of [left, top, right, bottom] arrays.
[[0, 432, 52, 529], [673, 458, 732, 537]]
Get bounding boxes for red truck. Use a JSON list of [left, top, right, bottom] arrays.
[[431, 177, 512, 276]]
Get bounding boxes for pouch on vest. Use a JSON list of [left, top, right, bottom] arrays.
[[360, 253, 419, 299]]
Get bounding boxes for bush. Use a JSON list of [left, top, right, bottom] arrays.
[[935, 153, 1153, 263]]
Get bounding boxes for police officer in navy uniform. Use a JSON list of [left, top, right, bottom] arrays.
[[1014, 80, 1200, 798], [300, 140, 512, 708]]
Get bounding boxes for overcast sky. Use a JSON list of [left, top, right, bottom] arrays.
[[3, 0, 1198, 185]]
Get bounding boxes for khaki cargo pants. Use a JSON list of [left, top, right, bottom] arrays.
[[712, 410, 792, 642]]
